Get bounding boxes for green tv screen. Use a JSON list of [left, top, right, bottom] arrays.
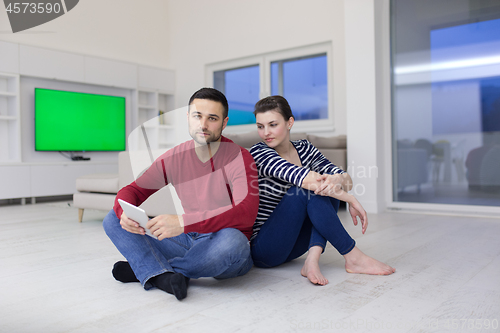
[[35, 88, 126, 151]]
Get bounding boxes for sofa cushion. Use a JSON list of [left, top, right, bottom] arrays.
[[321, 149, 347, 171], [73, 191, 116, 210], [76, 173, 119, 194], [290, 132, 308, 141], [307, 134, 346, 149], [224, 131, 261, 148]]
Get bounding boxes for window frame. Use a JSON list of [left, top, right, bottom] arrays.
[[205, 42, 334, 134]]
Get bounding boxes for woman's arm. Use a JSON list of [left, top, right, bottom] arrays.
[[317, 172, 353, 192], [302, 170, 367, 233]]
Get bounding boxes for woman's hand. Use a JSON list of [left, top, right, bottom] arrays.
[[302, 171, 355, 204], [314, 174, 344, 196], [348, 197, 368, 234], [146, 214, 184, 240], [303, 171, 367, 233], [120, 212, 146, 235]]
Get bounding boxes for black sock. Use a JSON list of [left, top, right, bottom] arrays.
[[151, 272, 189, 300], [112, 261, 139, 283], [170, 273, 188, 300]]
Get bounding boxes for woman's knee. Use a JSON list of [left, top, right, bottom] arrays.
[[283, 186, 311, 204], [250, 243, 283, 268], [252, 257, 280, 268], [310, 193, 340, 209]]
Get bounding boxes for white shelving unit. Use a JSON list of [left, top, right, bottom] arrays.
[[0, 73, 20, 163], [0, 40, 177, 201], [134, 89, 175, 151]]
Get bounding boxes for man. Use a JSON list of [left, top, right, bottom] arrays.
[[103, 88, 259, 300]]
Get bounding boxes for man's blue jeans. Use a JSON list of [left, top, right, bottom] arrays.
[[103, 210, 253, 289], [251, 186, 356, 268]]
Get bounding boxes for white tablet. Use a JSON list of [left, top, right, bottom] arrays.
[[117, 199, 156, 238]]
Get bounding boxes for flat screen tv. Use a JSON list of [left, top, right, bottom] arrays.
[[35, 88, 126, 151]]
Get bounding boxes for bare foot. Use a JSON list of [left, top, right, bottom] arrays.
[[301, 259, 329, 285], [344, 247, 395, 275], [301, 246, 328, 285]]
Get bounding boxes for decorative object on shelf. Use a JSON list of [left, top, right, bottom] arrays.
[[159, 110, 165, 124]]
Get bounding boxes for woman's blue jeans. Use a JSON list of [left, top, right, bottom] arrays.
[[103, 210, 253, 289], [251, 186, 355, 268]]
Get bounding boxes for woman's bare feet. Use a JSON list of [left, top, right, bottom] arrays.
[[301, 260, 329, 285], [300, 246, 328, 285], [344, 246, 395, 275]]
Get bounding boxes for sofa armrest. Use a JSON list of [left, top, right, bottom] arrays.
[[118, 151, 135, 190]]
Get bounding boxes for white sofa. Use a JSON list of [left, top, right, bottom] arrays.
[[73, 173, 118, 222], [73, 151, 178, 222], [224, 131, 347, 170]]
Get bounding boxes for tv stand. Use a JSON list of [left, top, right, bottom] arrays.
[[71, 156, 91, 161], [0, 161, 117, 200]]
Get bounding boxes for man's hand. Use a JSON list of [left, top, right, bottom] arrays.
[[314, 174, 344, 196], [348, 197, 368, 234], [147, 214, 184, 240], [120, 212, 146, 235]]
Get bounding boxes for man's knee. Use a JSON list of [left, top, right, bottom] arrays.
[[211, 229, 252, 279], [211, 228, 251, 260], [103, 209, 120, 236]]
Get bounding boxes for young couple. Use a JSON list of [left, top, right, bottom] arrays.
[[103, 88, 395, 301]]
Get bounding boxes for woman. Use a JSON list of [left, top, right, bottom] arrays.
[[249, 96, 395, 285]]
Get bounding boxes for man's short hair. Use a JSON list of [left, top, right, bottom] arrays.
[[188, 88, 229, 119]]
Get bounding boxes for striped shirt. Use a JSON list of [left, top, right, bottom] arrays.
[[249, 139, 345, 240]]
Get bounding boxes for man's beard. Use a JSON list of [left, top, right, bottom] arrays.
[[191, 129, 222, 145]]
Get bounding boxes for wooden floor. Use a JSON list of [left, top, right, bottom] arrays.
[[1, 202, 499, 333]]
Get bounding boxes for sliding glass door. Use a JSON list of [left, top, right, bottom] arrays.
[[391, 0, 500, 207]]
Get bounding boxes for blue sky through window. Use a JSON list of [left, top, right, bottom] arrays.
[[224, 65, 259, 126], [271, 55, 328, 121]]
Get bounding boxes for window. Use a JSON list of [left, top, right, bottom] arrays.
[[214, 65, 259, 126], [271, 55, 328, 121], [208, 43, 333, 132]]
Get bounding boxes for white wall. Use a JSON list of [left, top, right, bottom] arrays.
[[343, 0, 393, 213], [345, 0, 380, 213], [165, 0, 348, 136], [0, 0, 170, 68]]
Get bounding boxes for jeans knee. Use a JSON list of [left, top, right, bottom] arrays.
[[284, 186, 311, 204], [102, 209, 119, 236], [209, 229, 252, 279], [309, 195, 340, 213], [251, 255, 282, 268], [250, 244, 282, 268], [310, 193, 335, 204], [212, 228, 250, 261]]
